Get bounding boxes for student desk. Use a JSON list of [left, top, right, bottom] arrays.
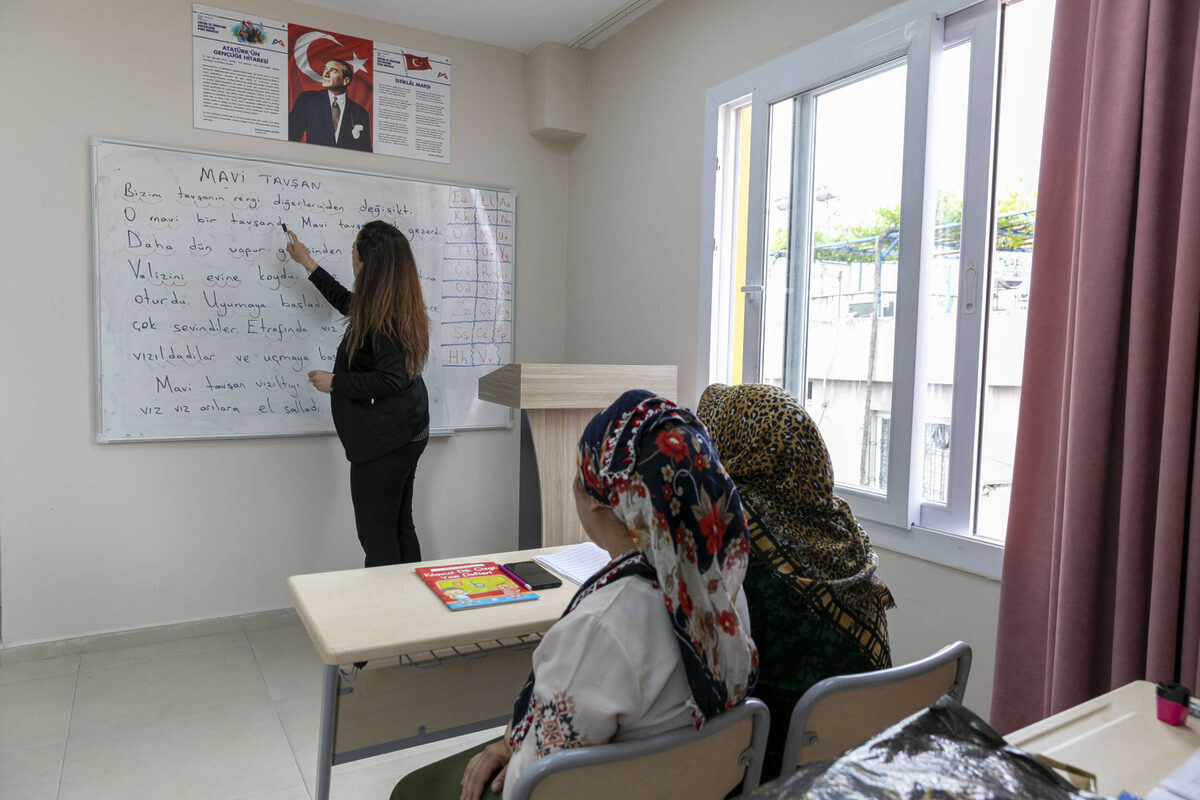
[[1007, 680, 1200, 797], [288, 546, 577, 800]]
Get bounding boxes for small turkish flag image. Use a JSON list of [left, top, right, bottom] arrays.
[[404, 53, 432, 71]]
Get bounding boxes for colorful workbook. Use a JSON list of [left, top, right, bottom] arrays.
[[416, 562, 539, 611]]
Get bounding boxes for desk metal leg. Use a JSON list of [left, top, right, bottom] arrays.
[[316, 664, 338, 800]]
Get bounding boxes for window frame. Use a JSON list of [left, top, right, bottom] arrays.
[[708, 96, 753, 386], [698, 0, 1009, 578], [917, 0, 1000, 535]]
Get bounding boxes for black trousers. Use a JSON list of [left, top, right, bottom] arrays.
[[349, 437, 428, 567]]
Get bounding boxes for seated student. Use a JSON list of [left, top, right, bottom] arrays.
[[696, 383, 896, 779], [391, 389, 759, 800]]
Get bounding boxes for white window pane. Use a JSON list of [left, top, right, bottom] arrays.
[[712, 102, 754, 385], [922, 42, 972, 506], [762, 100, 794, 388], [803, 62, 908, 494], [977, 0, 1055, 540]]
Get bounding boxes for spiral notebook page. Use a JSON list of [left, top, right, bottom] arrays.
[[533, 542, 612, 585]]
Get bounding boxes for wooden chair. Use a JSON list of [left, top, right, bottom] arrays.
[[507, 697, 770, 800], [780, 641, 972, 774]]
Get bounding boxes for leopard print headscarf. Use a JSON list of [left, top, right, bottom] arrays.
[[697, 383, 894, 669]]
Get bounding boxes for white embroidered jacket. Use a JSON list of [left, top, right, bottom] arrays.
[[503, 577, 751, 797]]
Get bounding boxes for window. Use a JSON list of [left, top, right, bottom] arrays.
[[701, 0, 1055, 552], [711, 101, 754, 386]]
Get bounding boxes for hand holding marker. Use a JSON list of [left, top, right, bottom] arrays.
[[282, 222, 317, 276]]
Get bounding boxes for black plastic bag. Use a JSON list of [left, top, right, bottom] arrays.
[[739, 696, 1105, 799]]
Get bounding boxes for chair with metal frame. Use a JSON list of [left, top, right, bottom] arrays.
[[507, 697, 771, 800], [780, 640, 972, 775]]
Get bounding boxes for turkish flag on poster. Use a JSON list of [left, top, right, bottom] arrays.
[[287, 24, 374, 151], [404, 53, 431, 71]]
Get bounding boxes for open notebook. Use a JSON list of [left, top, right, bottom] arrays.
[[533, 542, 613, 585], [1148, 747, 1200, 800]]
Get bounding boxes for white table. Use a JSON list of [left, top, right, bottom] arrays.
[[1008, 680, 1200, 797], [288, 546, 577, 800]]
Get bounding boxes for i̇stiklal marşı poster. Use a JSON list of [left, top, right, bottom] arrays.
[[192, 4, 452, 163]]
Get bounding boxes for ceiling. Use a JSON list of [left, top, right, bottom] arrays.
[[297, 0, 667, 53]]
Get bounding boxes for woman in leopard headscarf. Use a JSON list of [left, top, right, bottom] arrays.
[[697, 383, 895, 779]]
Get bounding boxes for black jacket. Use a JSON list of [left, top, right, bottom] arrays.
[[309, 267, 429, 463], [288, 90, 372, 151]]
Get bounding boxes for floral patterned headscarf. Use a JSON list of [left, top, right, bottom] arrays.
[[578, 390, 758, 720], [509, 390, 758, 748]]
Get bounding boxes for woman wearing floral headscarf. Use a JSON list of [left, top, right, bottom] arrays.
[[696, 383, 895, 779], [391, 390, 758, 800]]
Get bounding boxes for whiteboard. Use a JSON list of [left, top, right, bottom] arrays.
[[92, 139, 513, 442]]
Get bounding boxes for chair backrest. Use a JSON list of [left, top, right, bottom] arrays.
[[507, 697, 770, 800], [781, 641, 972, 773]]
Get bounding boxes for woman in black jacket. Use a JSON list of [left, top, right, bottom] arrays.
[[286, 221, 431, 567]]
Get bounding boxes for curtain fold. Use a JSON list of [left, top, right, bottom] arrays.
[[990, 0, 1200, 734]]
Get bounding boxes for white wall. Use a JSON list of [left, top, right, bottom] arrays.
[[564, 0, 1003, 716], [878, 550, 1000, 716], [0, 0, 571, 645]]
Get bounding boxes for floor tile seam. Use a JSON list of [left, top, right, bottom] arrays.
[[0, 643, 85, 668], [0, 608, 296, 663], [269, 687, 322, 706], [275, 714, 314, 798], [246, 635, 327, 697], [54, 652, 82, 800], [63, 691, 281, 745], [227, 782, 313, 800], [0, 669, 80, 692], [76, 635, 254, 676], [0, 662, 81, 688], [0, 737, 67, 761], [243, 624, 310, 647], [241, 610, 301, 634], [246, 628, 280, 700], [79, 626, 253, 655], [249, 625, 313, 795]]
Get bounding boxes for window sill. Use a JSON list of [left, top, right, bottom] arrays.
[[861, 519, 1003, 581]]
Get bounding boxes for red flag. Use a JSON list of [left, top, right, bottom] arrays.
[[287, 24, 373, 112], [404, 54, 431, 71]]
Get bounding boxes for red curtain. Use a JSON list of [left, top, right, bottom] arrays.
[[990, 0, 1200, 734]]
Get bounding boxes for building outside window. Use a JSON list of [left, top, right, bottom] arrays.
[[703, 0, 1054, 554]]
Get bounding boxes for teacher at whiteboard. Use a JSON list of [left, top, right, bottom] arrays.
[[286, 221, 431, 567]]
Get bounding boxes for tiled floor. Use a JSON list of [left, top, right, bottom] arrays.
[[0, 621, 502, 800]]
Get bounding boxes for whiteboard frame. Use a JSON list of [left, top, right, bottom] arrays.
[[91, 137, 516, 443]]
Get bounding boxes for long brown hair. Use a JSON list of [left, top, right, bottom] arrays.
[[345, 220, 429, 376]]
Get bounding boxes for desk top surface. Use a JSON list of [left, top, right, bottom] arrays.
[[287, 546, 579, 665], [1007, 680, 1200, 796]]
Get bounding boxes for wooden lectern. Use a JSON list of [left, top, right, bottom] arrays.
[[478, 364, 678, 547]]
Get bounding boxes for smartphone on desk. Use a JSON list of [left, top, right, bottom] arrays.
[[502, 560, 563, 590]]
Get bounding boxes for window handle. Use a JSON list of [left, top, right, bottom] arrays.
[[962, 264, 977, 314], [739, 284, 764, 294]]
